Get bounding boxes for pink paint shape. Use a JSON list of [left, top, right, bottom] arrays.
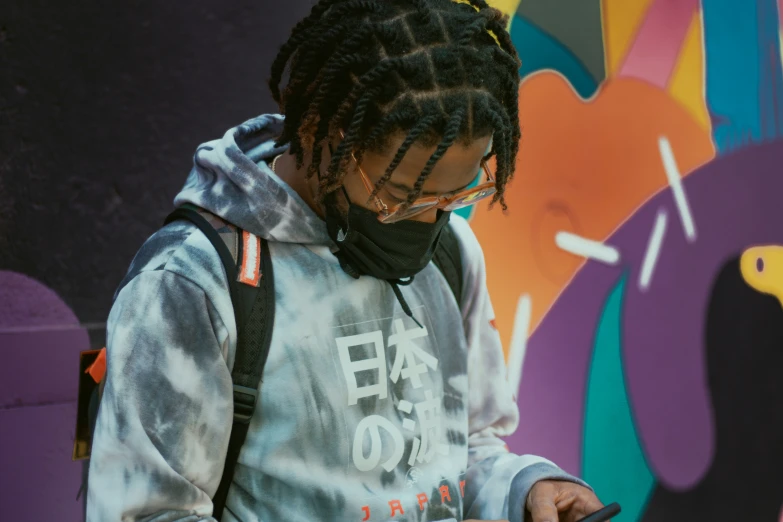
[[618, 0, 700, 88]]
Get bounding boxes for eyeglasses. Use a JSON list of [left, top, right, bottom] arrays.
[[346, 147, 497, 224]]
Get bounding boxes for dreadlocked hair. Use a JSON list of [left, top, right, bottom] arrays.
[[269, 0, 521, 211]]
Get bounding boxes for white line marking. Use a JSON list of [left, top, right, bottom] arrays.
[[555, 231, 620, 265], [508, 294, 532, 393], [658, 136, 697, 242], [639, 209, 668, 292]]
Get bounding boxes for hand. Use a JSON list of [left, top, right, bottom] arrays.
[[525, 480, 604, 522]]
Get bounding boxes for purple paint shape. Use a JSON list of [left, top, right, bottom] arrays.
[[0, 402, 83, 522], [506, 140, 783, 482], [509, 261, 622, 476], [0, 328, 89, 408], [619, 142, 783, 489], [0, 271, 79, 328], [0, 270, 90, 408], [0, 270, 90, 522]]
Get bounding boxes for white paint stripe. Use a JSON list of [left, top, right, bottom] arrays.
[[555, 231, 620, 265], [658, 136, 697, 242], [243, 235, 259, 281], [507, 293, 531, 393], [639, 209, 668, 292]]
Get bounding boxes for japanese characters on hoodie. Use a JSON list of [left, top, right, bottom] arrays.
[[86, 114, 587, 522]]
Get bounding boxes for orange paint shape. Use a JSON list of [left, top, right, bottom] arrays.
[[470, 72, 715, 357]]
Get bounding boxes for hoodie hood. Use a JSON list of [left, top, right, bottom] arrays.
[[174, 114, 332, 246]]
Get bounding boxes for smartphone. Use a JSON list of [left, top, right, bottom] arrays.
[[574, 502, 622, 522]]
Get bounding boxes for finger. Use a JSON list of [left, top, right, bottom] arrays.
[[528, 496, 560, 522], [574, 492, 604, 517], [564, 493, 605, 522]]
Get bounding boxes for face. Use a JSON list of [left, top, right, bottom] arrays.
[[337, 133, 493, 224]]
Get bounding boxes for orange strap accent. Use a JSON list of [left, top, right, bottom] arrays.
[[85, 347, 107, 383], [238, 230, 263, 287]]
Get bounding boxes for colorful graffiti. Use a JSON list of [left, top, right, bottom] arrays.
[[474, 0, 783, 520]]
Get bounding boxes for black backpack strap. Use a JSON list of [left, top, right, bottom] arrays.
[[165, 205, 244, 325], [164, 205, 276, 520], [432, 223, 464, 308], [211, 238, 274, 520]]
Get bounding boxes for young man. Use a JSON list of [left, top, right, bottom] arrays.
[[87, 1, 605, 520]]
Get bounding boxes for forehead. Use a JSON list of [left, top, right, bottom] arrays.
[[360, 133, 492, 195]]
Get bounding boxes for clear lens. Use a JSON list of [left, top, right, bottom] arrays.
[[444, 186, 496, 210], [380, 200, 439, 223], [378, 184, 496, 223]]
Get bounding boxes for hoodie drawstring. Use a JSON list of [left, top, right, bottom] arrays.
[[335, 250, 424, 329], [388, 278, 423, 329]]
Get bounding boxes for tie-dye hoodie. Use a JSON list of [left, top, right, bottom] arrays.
[[86, 114, 586, 522]]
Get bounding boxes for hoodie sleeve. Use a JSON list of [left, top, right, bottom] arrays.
[[86, 227, 236, 522], [448, 217, 589, 522]]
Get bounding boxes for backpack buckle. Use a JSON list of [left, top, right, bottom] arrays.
[[232, 384, 258, 424]]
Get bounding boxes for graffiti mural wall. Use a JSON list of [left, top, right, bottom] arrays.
[[3, 0, 782, 520], [472, 0, 783, 520]]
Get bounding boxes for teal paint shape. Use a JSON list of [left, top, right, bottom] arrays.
[[582, 275, 655, 521], [509, 14, 598, 99]]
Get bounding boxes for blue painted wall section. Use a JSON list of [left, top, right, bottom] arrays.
[[509, 14, 598, 99], [702, 0, 783, 153]]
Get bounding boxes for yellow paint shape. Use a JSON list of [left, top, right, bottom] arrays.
[[485, 0, 520, 18], [668, 11, 711, 133], [601, 0, 655, 76], [454, 0, 517, 32], [740, 246, 783, 308]]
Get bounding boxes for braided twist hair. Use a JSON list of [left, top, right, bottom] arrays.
[[269, 0, 521, 211]]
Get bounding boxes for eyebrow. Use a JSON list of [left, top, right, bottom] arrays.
[[385, 178, 474, 197]]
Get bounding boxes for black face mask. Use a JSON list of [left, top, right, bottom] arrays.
[[324, 189, 451, 281]]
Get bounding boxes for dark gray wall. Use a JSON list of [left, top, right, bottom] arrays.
[[0, 0, 312, 342], [0, 3, 312, 519]]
